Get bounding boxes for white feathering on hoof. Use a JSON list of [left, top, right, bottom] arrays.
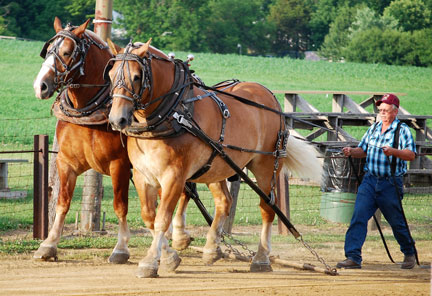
[[282, 135, 323, 183]]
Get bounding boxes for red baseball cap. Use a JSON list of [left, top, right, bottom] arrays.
[[376, 93, 400, 108]]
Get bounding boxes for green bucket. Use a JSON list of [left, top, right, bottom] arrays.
[[320, 192, 356, 223]]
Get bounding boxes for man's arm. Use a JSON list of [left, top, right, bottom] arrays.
[[382, 147, 416, 161], [342, 147, 367, 158]]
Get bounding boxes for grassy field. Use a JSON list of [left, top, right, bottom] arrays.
[[1, 38, 432, 138], [0, 38, 431, 253]]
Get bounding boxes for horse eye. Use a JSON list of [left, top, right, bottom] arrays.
[[133, 75, 141, 82], [63, 52, 71, 57]]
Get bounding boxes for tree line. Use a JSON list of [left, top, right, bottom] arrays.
[[1, 0, 432, 66]]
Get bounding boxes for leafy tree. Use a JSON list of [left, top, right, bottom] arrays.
[[65, 0, 95, 23], [268, 0, 312, 56], [363, 0, 392, 14], [114, 0, 210, 51], [0, 0, 96, 40], [384, 0, 431, 32], [344, 28, 414, 65], [205, 0, 272, 54], [407, 28, 432, 66], [115, 0, 271, 54], [349, 6, 398, 38], [308, 0, 340, 49], [319, 4, 357, 60]]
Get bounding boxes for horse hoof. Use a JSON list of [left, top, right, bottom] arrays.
[[202, 247, 223, 265], [160, 252, 182, 272], [108, 251, 130, 264], [250, 262, 273, 272], [172, 236, 193, 251], [136, 266, 159, 278], [33, 246, 57, 261]]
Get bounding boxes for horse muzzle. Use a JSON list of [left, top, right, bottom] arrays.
[[109, 111, 132, 132]]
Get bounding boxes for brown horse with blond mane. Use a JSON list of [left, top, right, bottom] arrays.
[[106, 39, 323, 277], [32, 18, 192, 264]]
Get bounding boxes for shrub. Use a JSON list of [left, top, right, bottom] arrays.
[[344, 28, 413, 65]]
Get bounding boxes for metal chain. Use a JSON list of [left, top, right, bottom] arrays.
[[219, 230, 337, 275], [220, 230, 256, 259], [298, 236, 338, 274]]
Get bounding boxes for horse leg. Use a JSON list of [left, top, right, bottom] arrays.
[[108, 163, 131, 264], [33, 165, 77, 261], [171, 191, 192, 250], [137, 179, 183, 278], [202, 181, 232, 265], [249, 164, 276, 272]]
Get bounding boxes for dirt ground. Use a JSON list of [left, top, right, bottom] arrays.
[[0, 226, 431, 296]]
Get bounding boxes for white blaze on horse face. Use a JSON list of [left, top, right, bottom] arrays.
[[33, 39, 63, 99]]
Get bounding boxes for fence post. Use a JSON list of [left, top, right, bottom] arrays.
[[48, 126, 59, 229], [33, 135, 49, 239], [80, 170, 103, 232], [277, 171, 290, 235]]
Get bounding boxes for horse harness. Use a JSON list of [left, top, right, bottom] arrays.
[[108, 44, 289, 198], [40, 24, 112, 125]]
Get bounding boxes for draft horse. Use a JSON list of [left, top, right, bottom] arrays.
[[32, 18, 192, 264], [106, 40, 323, 277]]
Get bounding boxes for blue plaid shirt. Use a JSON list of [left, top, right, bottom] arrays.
[[358, 118, 416, 177]]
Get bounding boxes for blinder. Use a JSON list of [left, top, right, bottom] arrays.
[[103, 60, 114, 81], [40, 41, 51, 59]]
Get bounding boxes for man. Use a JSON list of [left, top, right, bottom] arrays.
[[337, 93, 417, 269]]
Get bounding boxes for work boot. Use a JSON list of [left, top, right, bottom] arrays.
[[336, 258, 361, 269], [401, 254, 415, 269]]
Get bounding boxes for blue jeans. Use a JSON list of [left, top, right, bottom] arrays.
[[344, 173, 415, 265]]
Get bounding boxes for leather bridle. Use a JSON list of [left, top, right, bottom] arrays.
[[105, 42, 178, 111], [40, 25, 109, 91]]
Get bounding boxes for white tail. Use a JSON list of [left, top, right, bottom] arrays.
[[282, 135, 323, 183]]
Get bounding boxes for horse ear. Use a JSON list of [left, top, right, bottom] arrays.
[[136, 38, 152, 58], [73, 18, 91, 37], [54, 17, 63, 33], [107, 38, 121, 55]]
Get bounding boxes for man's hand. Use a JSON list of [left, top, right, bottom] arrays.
[[342, 147, 352, 156], [382, 146, 394, 156], [383, 146, 416, 161], [342, 147, 367, 158]]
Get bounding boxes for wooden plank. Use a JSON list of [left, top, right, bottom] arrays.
[[0, 190, 27, 199], [0, 159, 29, 190], [404, 187, 432, 194], [0, 159, 28, 163], [284, 93, 319, 113], [335, 94, 370, 114], [406, 169, 432, 174]]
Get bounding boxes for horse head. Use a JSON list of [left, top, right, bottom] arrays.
[[33, 17, 111, 105], [106, 39, 155, 131]]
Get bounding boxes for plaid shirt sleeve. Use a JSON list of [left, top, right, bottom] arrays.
[[398, 123, 416, 153], [358, 124, 375, 152]]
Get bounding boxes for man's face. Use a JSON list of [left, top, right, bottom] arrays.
[[378, 103, 398, 124]]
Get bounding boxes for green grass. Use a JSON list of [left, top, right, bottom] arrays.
[[1, 38, 432, 142], [0, 39, 431, 253]]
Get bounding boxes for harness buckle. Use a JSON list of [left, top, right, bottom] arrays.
[[223, 109, 231, 119], [173, 112, 193, 128], [274, 150, 287, 158]]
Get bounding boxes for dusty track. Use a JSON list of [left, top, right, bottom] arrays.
[[0, 235, 430, 296]]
